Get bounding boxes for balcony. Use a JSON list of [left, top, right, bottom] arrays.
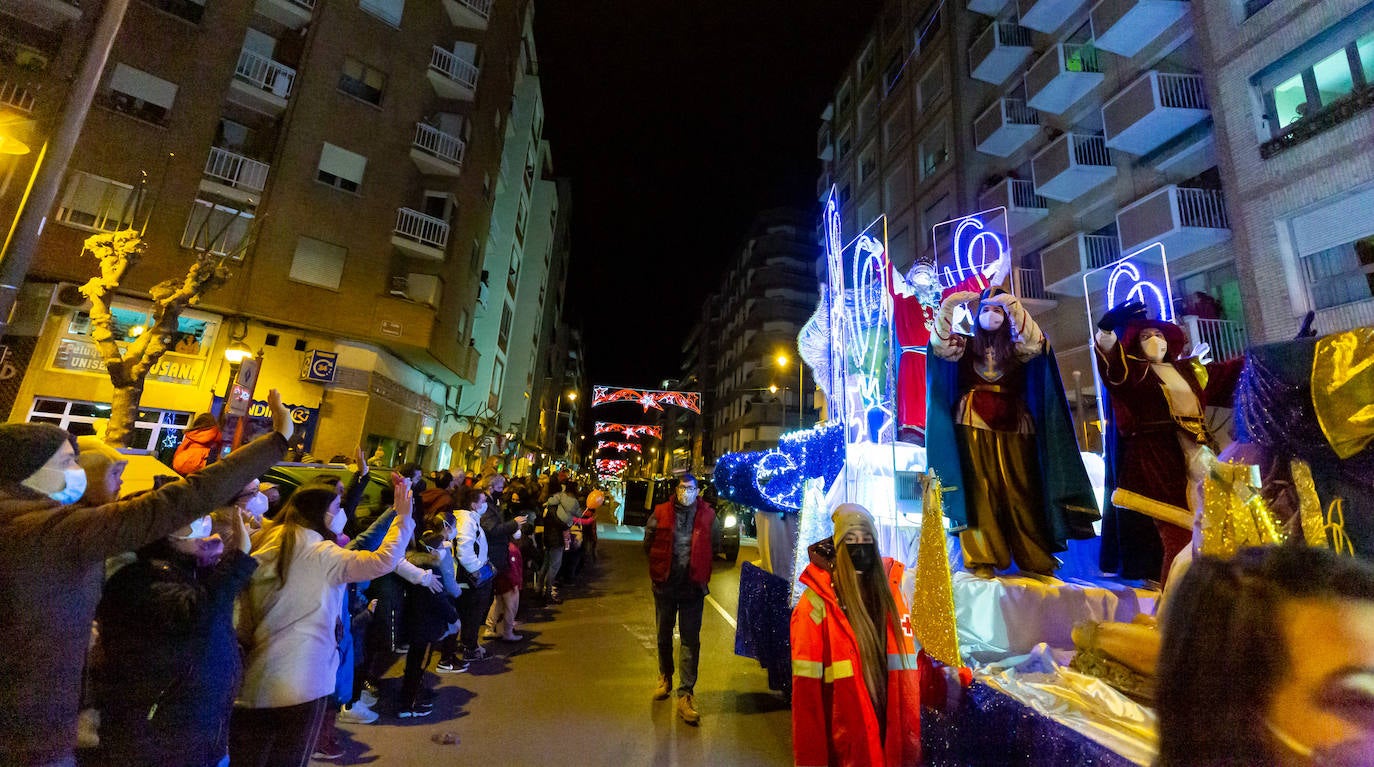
[[252, 0, 313, 28], [1103, 71, 1209, 155], [1009, 266, 1057, 310], [1018, 0, 1087, 33], [392, 207, 450, 261], [968, 0, 1012, 17], [200, 147, 269, 206], [1181, 316, 1246, 362], [1026, 43, 1104, 115], [970, 22, 1034, 86], [228, 49, 295, 114], [817, 124, 833, 160], [427, 46, 479, 102], [978, 178, 1048, 235], [1041, 232, 1121, 294], [975, 98, 1041, 157], [5, 0, 80, 30], [410, 122, 465, 177], [1032, 133, 1115, 202], [1116, 185, 1230, 260], [0, 80, 36, 114], [457, 343, 480, 383], [1091, 0, 1189, 58], [442, 0, 490, 29]]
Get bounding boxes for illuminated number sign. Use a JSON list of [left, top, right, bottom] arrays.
[[932, 207, 1010, 290], [1083, 241, 1174, 325]]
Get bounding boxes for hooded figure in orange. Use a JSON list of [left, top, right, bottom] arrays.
[[791, 504, 959, 766]]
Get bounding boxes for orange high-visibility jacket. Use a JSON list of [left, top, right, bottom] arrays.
[[790, 557, 938, 767]]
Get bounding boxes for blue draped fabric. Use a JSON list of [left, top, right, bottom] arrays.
[[734, 561, 793, 697]]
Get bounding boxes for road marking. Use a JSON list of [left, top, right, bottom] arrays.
[[706, 594, 736, 629]]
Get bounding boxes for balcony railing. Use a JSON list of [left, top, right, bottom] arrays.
[[204, 147, 269, 193], [1070, 133, 1110, 165], [1156, 71, 1207, 110], [412, 122, 465, 166], [430, 46, 479, 91], [234, 48, 295, 99], [1183, 316, 1247, 362], [969, 21, 1034, 84], [1175, 187, 1229, 229], [975, 98, 1040, 156], [0, 80, 35, 113], [1026, 42, 1105, 114], [394, 207, 450, 251], [1011, 267, 1051, 301], [1103, 71, 1209, 155], [1009, 178, 1046, 209], [1083, 233, 1121, 269], [450, 0, 490, 19]]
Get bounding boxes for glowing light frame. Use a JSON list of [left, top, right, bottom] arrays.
[[932, 207, 1011, 291], [597, 441, 642, 454], [594, 422, 663, 439], [591, 386, 701, 413]]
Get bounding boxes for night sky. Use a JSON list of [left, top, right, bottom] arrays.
[[533, 1, 883, 389]]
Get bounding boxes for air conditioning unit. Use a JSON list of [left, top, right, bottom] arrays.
[[406, 273, 442, 307], [52, 282, 91, 310]]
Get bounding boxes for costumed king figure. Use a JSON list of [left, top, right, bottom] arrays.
[[887, 251, 1009, 446], [927, 287, 1099, 577], [790, 504, 966, 767], [1094, 300, 1243, 585]]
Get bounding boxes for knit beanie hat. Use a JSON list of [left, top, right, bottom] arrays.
[[0, 423, 75, 484], [831, 503, 878, 547]]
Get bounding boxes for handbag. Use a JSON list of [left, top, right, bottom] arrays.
[[462, 561, 496, 587]]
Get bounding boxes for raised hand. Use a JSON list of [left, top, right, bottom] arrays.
[[268, 389, 293, 442], [1098, 300, 1149, 333], [354, 445, 369, 476], [391, 471, 413, 517]]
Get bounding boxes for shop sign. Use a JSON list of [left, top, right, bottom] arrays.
[[51, 338, 206, 385], [226, 357, 261, 417], [303, 350, 338, 383]]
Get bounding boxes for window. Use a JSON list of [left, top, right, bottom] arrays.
[[470, 239, 481, 273], [883, 107, 909, 150], [489, 358, 503, 410], [858, 144, 877, 184], [359, 0, 403, 26], [103, 63, 177, 125], [181, 199, 253, 257], [919, 126, 949, 178], [921, 194, 954, 250], [339, 56, 386, 105], [858, 91, 879, 135], [27, 398, 191, 461], [917, 6, 942, 47], [884, 51, 905, 92], [55, 172, 135, 232], [918, 58, 946, 110], [498, 304, 513, 351], [316, 142, 366, 192], [837, 84, 853, 114], [837, 129, 853, 161], [508, 245, 521, 296], [858, 42, 876, 79], [885, 163, 912, 211], [142, 0, 206, 24], [288, 237, 347, 290], [1257, 19, 1374, 144], [1303, 235, 1374, 310], [515, 194, 529, 244]]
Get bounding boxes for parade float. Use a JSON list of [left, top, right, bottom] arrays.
[[717, 189, 1370, 765]]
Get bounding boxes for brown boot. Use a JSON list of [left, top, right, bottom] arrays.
[[653, 674, 672, 701], [676, 692, 700, 725]]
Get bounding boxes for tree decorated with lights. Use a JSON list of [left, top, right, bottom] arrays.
[[79, 213, 242, 446]]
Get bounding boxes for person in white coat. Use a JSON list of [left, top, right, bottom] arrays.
[[231, 473, 414, 766], [439, 492, 495, 670]]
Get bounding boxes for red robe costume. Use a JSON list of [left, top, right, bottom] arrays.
[[791, 557, 951, 767], [887, 263, 989, 443]]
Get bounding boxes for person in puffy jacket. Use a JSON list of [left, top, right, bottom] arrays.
[[173, 413, 224, 476]]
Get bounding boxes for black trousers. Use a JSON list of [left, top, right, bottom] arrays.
[[228, 696, 329, 767], [653, 589, 704, 694], [442, 579, 494, 656], [399, 641, 433, 707]]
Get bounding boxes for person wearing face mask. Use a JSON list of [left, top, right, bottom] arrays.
[[791, 504, 968, 767], [0, 390, 293, 767], [93, 506, 257, 767], [231, 474, 414, 766], [1156, 545, 1374, 767], [643, 474, 721, 724], [928, 286, 1099, 578], [1095, 300, 1243, 585]]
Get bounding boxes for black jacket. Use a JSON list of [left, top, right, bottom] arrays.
[[480, 498, 520, 574], [95, 543, 258, 767]]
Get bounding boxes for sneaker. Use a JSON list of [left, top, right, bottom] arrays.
[[337, 700, 379, 725], [397, 706, 432, 719], [436, 656, 469, 673], [462, 646, 491, 662], [312, 741, 344, 760], [358, 689, 379, 708], [676, 692, 700, 725], [653, 674, 672, 701]]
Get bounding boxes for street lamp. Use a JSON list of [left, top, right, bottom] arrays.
[[775, 352, 803, 431]]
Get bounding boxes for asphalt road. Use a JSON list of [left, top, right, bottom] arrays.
[[334, 532, 793, 766]]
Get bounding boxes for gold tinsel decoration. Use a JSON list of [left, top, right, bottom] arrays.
[[910, 471, 961, 668]]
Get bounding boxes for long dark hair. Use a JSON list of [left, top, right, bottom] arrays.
[[832, 541, 905, 721], [263, 486, 337, 591], [969, 303, 1016, 364], [1156, 546, 1374, 766]]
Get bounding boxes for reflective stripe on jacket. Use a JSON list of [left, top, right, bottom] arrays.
[[790, 558, 924, 767]]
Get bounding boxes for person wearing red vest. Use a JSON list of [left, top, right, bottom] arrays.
[[643, 473, 720, 725], [791, 504, 966, 766]]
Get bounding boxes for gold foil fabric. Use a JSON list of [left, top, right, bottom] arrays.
[[1312, 327, 1374, 459], [911, 472, 961, 669], [1289, 459, 1330, 549], [1199, 459, 1285, 559]]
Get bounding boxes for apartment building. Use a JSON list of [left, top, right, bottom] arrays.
[[1193, 0, 1374, 340], [677, 309, 719, 474], [816, 0, 1307, 446], [523, 176, 574, 464], [0, 0, 556, 468], [696, 208, 819, 461]]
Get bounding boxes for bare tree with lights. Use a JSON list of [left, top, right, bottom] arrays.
[[78, 208, 246, 447]]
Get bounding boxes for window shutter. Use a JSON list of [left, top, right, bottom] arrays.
[[289, 237, 346, 290], [318, 143, 367, 185], [109, 64, 178, 109], [1292, 187, 1374, 256]]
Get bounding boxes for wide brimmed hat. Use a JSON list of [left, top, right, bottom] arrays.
[[1121, 318, 1187, 361]]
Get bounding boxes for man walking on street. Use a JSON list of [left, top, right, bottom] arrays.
[[643, 474, 720, 725]]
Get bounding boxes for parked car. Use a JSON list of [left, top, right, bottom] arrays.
[[259, 462, 390, 532]]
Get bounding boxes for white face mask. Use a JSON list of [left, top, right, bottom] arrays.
[[23, 465, 88, 505], [677, 487, 698, 506], [978, 306, 1005, 332], [244, 492, 269, 519], [170, 515, 214, 540], [1141, 336, 1169, 363], [326, 508, 347, 536]]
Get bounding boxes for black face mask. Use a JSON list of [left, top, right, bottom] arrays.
[[845, 542, 878, 573], [413, 479, 427, 493]]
